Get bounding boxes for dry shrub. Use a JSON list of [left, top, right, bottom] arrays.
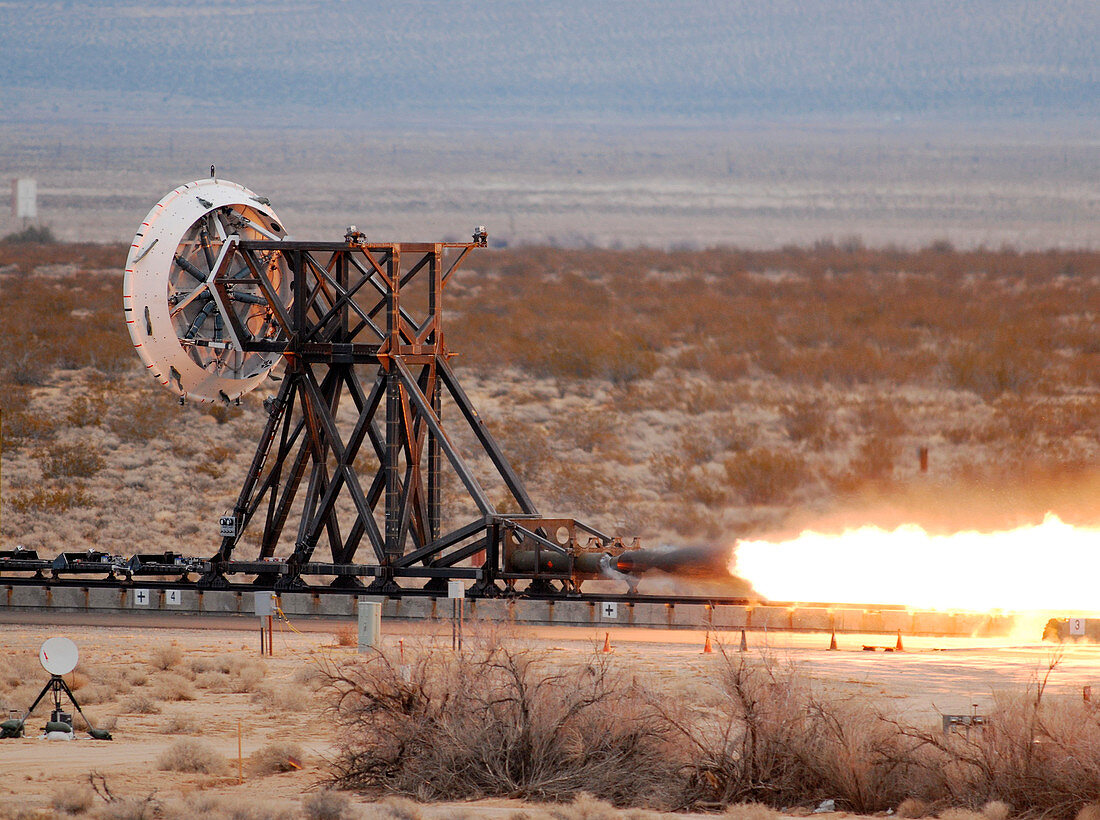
[[322, 639, 678, 807], [332, 625, 357, 647], [35, 442, 105, 478], [51, 783, 94, 815], [153, 673, 196, 702], [228, 658, 267, 692], [895, 679, 1100, 818], [302, 790, 351, 820], [253, 683, 309, 712], [897, 798, 931, 818], [159, 712, 198, 734], [0, 654, 42, 691], [780, 401, 833, 448], [121, 694, 160, 714], [945, 341, 1038, 399], [10, 483, 93, 513], [157, 737, 228, 774], [723, 448, 807, 504], [74, 684, 117, 706], [188, 657, 228, 675], [294, 664, 326, 690], [193, 671, 228, 691], [831, 434, 900, 492], [655, 647, 915, 813], [151, 643, 183, 671], [248, 740, 306, 775]]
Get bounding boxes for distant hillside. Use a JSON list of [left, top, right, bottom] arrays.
[[1, 0, 1097, 126]]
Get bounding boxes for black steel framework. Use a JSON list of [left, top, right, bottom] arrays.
[[198, 236, 626, 593]]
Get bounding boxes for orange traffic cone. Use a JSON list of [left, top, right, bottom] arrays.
[[739, 629, 748, 652], [602, 632, 613, 653], [829, 631, 838, 651], [895, 630, 904, 652], [702, 633, 714, 654]]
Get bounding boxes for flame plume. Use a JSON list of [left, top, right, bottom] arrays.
[[730, 513, 1100, 612]]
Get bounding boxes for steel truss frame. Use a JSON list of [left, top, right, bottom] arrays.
[[203, 238, 620, 593]]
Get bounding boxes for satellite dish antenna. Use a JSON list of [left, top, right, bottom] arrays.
[[123, 178, 291, 403], [8, 637, 112, 740], [39, 636, 78, 676]]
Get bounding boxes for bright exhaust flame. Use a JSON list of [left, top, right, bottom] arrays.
[[731, 513, 1100, 612]]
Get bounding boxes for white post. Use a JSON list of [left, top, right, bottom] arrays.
[[358, 600, 382, 652]]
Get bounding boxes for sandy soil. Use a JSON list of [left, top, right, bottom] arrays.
[[0, 614, 1096, 817]]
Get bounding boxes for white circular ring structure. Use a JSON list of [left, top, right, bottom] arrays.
[[39, 636, 79, 676], [123, 178, 289, 403]]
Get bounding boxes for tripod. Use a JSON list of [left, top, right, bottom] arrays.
[[22, 674, 97, 735]]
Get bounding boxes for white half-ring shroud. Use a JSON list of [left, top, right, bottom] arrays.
[[123, 179, 288, 403], [40, 636, 79, 676]]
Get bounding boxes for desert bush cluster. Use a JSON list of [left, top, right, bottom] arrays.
[[321, 640, 1100, 818]]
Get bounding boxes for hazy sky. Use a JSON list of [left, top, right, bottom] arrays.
[[2, 0, 1098, 127]]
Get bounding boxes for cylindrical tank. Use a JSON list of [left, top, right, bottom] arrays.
[[509, 550, 573, 574]]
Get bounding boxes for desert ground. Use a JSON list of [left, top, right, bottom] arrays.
[[1, 615, 1097, 819], [0, 231, 1097, 817]]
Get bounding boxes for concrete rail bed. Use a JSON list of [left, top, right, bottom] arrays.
[[0, 584, 1016, 637]]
